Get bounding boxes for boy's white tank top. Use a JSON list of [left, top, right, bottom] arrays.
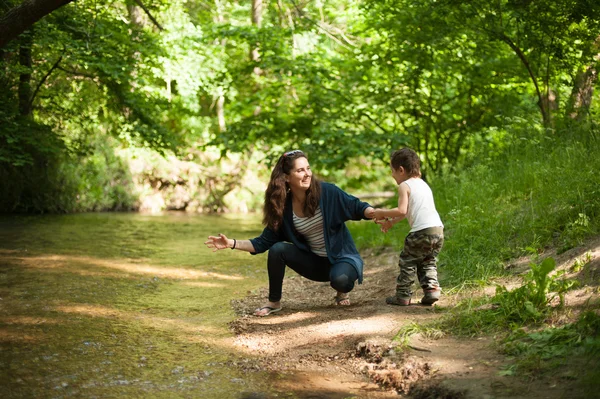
[[403, 178, 444, 233]]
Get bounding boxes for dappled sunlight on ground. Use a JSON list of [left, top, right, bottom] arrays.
[[249, 311, 319, 326], [56, 304, 123, 318], [7, 253, 243, 281], [235, 314, 402, 355], [51, 303, 243, 353], [56, 304, 222, 336], [182, 281, 226, 288], [1, 316, 62, 325], [0, 329, 45, 343], [0, 249, 20, 254]]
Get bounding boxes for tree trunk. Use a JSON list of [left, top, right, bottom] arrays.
[[567, 66, 597, 121], [566, 36, 599, 122], [251, 0, 262, 65], [18, 28, 33, 116], [251, 0, 262, 29], [0, 48, 8, 96], [540, 88, 557, 128], [127, 3, 146, 27], [214, 0, 226, 132], [0, 0, 74, 49], [127, 2, 144, 92], [216, 94, 226, 132], [0, 47, 12, 114], [251, 0, 262, 116]]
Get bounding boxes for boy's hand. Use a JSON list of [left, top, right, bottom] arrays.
[[376, 218, 393, 233]]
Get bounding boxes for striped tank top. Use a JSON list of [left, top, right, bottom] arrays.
[[293, 206, 327, 257]]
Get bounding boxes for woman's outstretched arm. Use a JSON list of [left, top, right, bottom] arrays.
[[204, 233, 256, 253]]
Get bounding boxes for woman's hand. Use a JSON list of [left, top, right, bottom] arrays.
[[204, 233, 231, 252], [372, 209, 387, 220]]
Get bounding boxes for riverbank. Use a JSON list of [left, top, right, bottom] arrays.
[[229, 237, 600, 398]]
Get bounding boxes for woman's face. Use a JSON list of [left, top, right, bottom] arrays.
[[286, 156, 312, 192]]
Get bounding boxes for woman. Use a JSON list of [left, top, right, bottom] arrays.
[[204, 150, 375, 316]]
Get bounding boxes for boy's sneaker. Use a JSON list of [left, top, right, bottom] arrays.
[[421, 288, 441, 305], [386, 295, 411, 306]]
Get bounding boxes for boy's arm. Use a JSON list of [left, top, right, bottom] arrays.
[[390, 182, 409, 222], [373, 183, 410, 221]]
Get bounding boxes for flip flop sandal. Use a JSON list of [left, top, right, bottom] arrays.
[[253, 306, 282, 317], [334, 293, 351, 306]]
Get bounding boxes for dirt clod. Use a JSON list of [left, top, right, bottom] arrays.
[[368, 356, 433, 394]]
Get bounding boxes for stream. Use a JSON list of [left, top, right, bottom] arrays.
[[0, 212, 279, 398]]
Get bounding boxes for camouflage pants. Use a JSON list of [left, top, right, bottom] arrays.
[[396, 228, 444, 298]]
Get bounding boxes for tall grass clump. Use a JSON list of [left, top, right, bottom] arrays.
[[432, 119, 600, 286]]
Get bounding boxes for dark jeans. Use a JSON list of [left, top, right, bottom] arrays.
[[267, 242, 358, 302]]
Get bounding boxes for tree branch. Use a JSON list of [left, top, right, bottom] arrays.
[[132, 0, 163, 30], [28, 53, 63, 111], [498, 32, 548, 125], [288, 0, 354, 49], [0, 0, 75, 49]]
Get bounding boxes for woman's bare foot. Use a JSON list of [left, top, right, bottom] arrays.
[[335, 292, 350, 306], [254, 301, 282, 316]]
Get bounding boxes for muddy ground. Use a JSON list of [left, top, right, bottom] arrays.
[[229, 238, 600, 399]]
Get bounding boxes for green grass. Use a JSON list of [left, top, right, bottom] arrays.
[[433, 127, 600, 286]]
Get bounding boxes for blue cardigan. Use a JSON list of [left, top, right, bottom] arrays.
[[249, 182, 372, 283]]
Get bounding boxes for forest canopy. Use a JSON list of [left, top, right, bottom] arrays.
[[1, 0, 599, 212]]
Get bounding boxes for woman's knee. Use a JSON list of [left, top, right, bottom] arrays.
[[330, 274, 354, 293], [330, 264, 357, 293], [267, 242, 290, 261]]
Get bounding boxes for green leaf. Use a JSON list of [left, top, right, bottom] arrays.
[[539, 258, 556, 276]]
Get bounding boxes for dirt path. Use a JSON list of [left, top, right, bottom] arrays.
[[229, 240, 600, 399]]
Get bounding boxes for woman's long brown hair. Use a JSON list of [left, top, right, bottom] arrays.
[[262, 151, 321, 232]]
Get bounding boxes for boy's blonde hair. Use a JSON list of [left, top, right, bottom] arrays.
[[390, 148, 421, 178]]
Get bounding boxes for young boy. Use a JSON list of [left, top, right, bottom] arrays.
[[372, 148, 444, 306]]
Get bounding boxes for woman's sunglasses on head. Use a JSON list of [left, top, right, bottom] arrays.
[[283, 150, 303, 157]]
